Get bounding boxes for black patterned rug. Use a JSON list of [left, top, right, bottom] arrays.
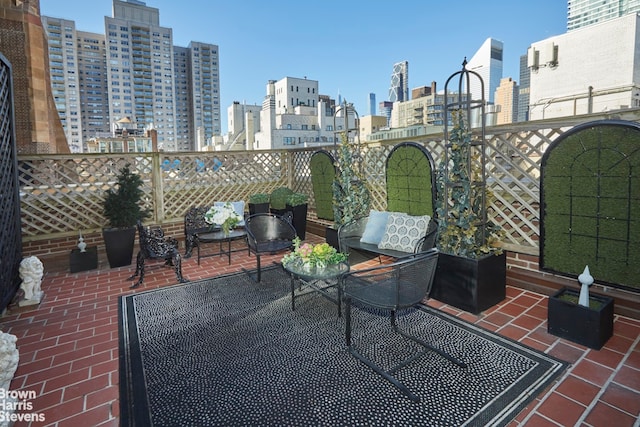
[[118, 266, 567, 427]]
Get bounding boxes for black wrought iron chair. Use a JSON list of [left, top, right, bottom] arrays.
[[342, 248, 466, 402], [183, 206, 210, 258], [129, 220, 187, 289], [245, 213, 296, 282]]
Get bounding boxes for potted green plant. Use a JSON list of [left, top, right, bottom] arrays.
[[248, 193, 270, 215], [430, 62, 506, 314], [269, 186, 294, 216], [286, 192, 309, 240], [102, 164, 150, 268]]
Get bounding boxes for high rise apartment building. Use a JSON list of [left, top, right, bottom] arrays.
[[494, 77, 519, 125], [517, 54, 531, 122], [568, 0, 640, 31], [40, 17, 84, 152], [42, 0, 220, 152], [253, 77, 346, 150]]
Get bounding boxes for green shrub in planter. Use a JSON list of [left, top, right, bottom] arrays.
[[286, 192, 308, 207], [249, 193, 270, 204], [270, 187, 294, 210]]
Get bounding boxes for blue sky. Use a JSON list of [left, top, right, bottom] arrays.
[[40, 1, 568, 132]]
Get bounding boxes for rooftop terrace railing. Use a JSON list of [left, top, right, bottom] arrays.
[[18, 109, 640, 259]]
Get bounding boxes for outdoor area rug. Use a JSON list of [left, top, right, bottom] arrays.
[[118, 266, 568, 427]]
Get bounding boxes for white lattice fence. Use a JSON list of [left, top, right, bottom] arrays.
[[18, 110, 640, 253]]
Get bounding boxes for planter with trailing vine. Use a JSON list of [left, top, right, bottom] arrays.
[[431, 62, 506, 314]]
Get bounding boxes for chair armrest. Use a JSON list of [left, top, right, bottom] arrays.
[[337, 216, 369, 253], [415, 220, 438, 253]]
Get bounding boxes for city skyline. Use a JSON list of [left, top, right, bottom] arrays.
[[40, 1, 568, 134]]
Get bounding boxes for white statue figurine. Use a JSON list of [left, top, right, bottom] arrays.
[[18, 256, 44, 306], [0, 331, 18, 392]]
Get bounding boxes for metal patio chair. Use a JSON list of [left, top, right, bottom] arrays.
[[245, 213, 296, 282], [342, 248, 466, 402], [129, 220, 187, 289]]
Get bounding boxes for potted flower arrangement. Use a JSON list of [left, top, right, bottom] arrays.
[[204, 202, 242, 236], [282, 237, 347, 273]]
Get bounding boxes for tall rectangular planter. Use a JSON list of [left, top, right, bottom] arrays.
[[325, 226, 339, 249], [548, 287, 614, 350], [430, 252, 506, 314]]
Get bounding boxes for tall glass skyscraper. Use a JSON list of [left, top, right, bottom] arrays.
[[568, 0, 640, 31], [388, 61, 409, 103], [466, 38, 503, 104]]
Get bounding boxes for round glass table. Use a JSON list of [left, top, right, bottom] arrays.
[[196, 229, 248, 265], [282, 259, 350, 317]]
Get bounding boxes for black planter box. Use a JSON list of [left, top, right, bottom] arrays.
[[249, 202, 270, 215], [103, 226, 136, 268], [430, 252, 507, 314], [70, 246, 98, 273], [325, 226, 339, 249], [548, 287, 614, 350], [286, 203, 308, 240]]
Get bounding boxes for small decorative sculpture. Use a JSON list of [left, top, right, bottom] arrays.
[[578, 265, 594, 307], [0, 331, 18, 392], [18, 256, 44, 306], [78, 230, 87, 252]]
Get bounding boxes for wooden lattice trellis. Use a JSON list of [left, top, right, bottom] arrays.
[[18, 110, 640, 257]]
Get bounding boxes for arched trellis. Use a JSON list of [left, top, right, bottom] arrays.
[[540, 119, 640, 292], [309, 149, 336, 221], [385, 142, 436, 217]]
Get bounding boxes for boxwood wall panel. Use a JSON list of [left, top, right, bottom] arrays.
[[309, 150, 335, 220], [541, 120, 640, 292], [385, 142, 436, 216]]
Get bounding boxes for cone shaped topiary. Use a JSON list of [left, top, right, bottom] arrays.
[[103, 164, 150, 228]]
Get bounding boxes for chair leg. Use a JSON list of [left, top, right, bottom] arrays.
[[184, 235, 195, 258], [243, 253, 262, 282], [171, 252, 187, 283], [395, 327, 467, 369], [345, 298, 420, 402], [129, 252, 145, 289], [345, 302, 467, 403]]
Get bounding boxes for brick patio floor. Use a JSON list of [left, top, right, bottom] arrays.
[[1, 234, 639, 426]]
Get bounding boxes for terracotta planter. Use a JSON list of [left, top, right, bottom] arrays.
[[548, 287, 614, 350], [430, 252, 507, 314]]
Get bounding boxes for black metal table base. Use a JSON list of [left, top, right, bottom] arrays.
[[196, 230, 248, 265]]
